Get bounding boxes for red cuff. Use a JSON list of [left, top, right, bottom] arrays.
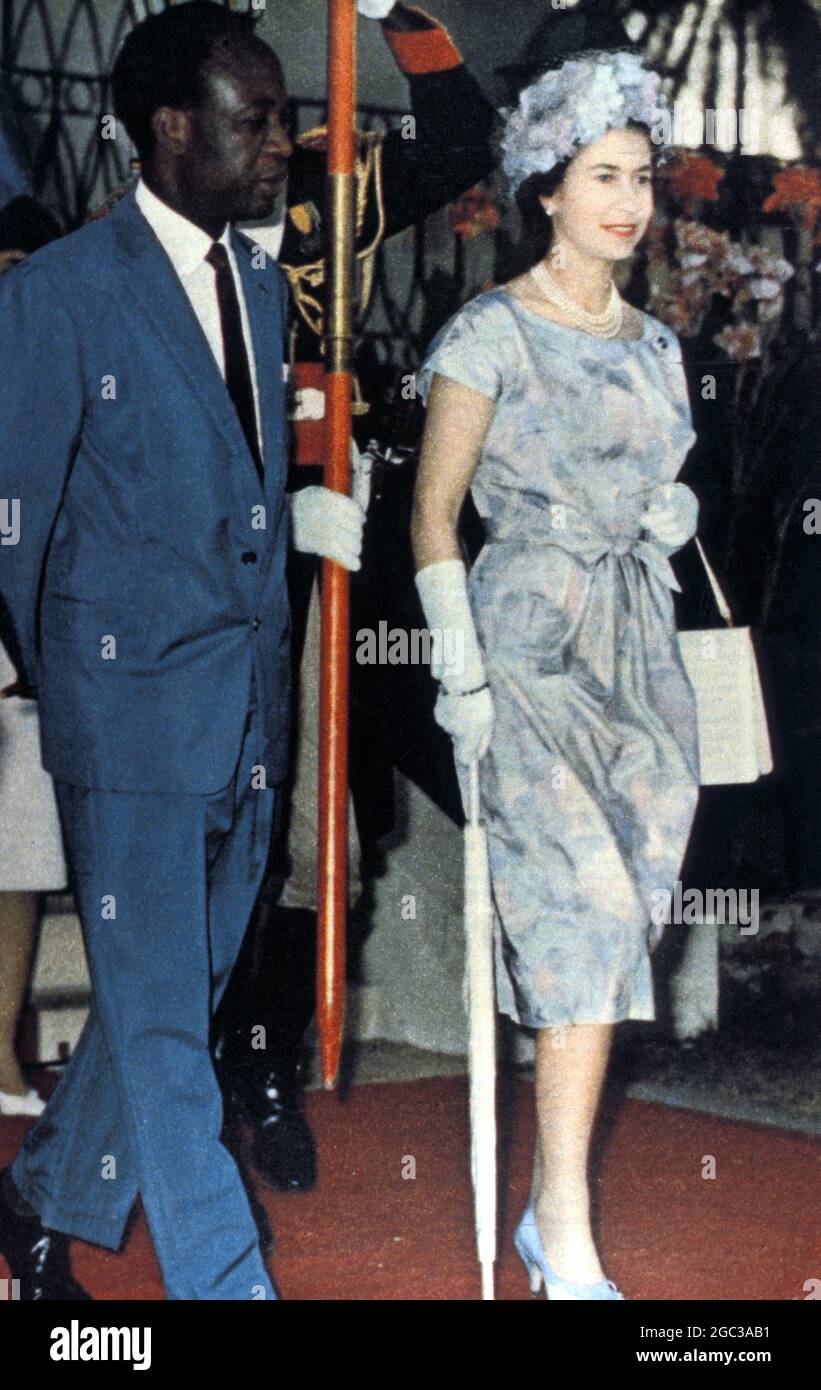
[[384, 8, 462, 75]]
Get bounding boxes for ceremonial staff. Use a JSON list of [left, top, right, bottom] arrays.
[[317, 0, 357, 1089], [464, 761, 497, 1299]]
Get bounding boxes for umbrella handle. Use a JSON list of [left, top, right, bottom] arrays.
[[468, 759, 480, 829]]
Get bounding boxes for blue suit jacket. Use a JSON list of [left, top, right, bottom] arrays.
[[0, 189, 291, 794]]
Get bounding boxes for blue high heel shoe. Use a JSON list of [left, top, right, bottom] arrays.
[[514, 1206, 625, 1300]]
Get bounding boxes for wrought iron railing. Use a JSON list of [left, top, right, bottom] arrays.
[[0, 0, 449, 364]]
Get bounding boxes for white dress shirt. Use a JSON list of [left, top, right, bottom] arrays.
[[134, 177, 263, 451]]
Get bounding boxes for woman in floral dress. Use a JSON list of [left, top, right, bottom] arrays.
[[412, 49, 701, 1300]]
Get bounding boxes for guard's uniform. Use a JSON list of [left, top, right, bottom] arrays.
[[219, 9, 497, 1126]]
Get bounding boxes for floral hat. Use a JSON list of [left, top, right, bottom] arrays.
[[500, 50, 671, 196]]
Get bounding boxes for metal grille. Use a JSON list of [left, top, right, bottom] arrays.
[[0, 0, 255, 228], [0, 1, 458, 365], [10, 3, 814, 363]]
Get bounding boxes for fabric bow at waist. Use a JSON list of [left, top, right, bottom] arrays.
[[484, 505, 682, 593]]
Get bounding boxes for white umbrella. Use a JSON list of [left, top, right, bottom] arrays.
[[463, 759, 497, 1300]]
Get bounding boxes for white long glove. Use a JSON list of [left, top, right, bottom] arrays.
[[357, 0, 396, 17], [415, 559, 495, 764], [289, 486, 364, 572], [433, 686, 495, 765], [640, 482, 699, 549]]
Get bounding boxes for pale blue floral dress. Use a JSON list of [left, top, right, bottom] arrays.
[[417, 287, 700, 1027]]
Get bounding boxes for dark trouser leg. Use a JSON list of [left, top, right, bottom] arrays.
[[218, 903, 317, 1193], [230, 902, 317, 1058]]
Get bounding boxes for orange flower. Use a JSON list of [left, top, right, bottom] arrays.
[[763, 167, 821, 231], [663, 153, 724, 205], [449, 184, 498, 240]]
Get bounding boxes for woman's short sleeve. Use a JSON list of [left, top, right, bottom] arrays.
[[416, 295, 507, 405]]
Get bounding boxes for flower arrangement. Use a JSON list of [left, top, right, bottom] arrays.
[[641, 154, 821, 632], [648, 218, 794, 360]]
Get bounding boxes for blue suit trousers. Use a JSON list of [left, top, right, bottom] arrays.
[[12, 680, 279, 1300]]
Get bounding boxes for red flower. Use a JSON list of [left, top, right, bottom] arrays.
[[449, 184, 498, 240], [663, 153, 724, 205], [763, 167, 821, 231]]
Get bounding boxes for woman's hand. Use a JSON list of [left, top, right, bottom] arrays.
[[640, 482, 699, 549], [412, 374, 497, 766], [414, 558, 495, 763], [434, 685, 495, 765]]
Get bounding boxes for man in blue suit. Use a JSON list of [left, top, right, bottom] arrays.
[[0, 1, 362, 1299]]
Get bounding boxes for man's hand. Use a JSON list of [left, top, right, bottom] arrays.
[[289, 486, 364, 571], [357, 0, 397, 18]]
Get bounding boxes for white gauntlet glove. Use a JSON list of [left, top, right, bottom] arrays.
[[289, 486, 364, 572], [357, 0, 396, 17], [432, 686, 495, 765], [640, 482, 699, 550], [415, 559, 495, 764]]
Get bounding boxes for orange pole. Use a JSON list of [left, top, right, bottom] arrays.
[[317, 0, 356, 1089]]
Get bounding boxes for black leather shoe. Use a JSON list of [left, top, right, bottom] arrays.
[[215, 904, 319, 1193], [237, 1051, 317, 1193], [0, 1170, 92, 1300], [216, 1085, 275, 1255]]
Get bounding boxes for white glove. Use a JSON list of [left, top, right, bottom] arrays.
[[357, 0, 396, 17], [415, 559, 495, 762], [434, 686, 495, 765], [351, 435, 374, 515], [415, 559, 486, 691], [640, 482, 699, 549], [289, 486, 364, 571]]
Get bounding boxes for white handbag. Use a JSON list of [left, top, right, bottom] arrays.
[[676, 540, 773, 786]]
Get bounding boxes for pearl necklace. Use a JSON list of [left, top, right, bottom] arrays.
[[530, 261, 625, 339]]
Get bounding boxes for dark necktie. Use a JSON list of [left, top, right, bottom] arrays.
[[206, 241, 264, 486]]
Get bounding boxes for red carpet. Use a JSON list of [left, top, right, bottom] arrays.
[[2, 1075, 818, 1300]]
